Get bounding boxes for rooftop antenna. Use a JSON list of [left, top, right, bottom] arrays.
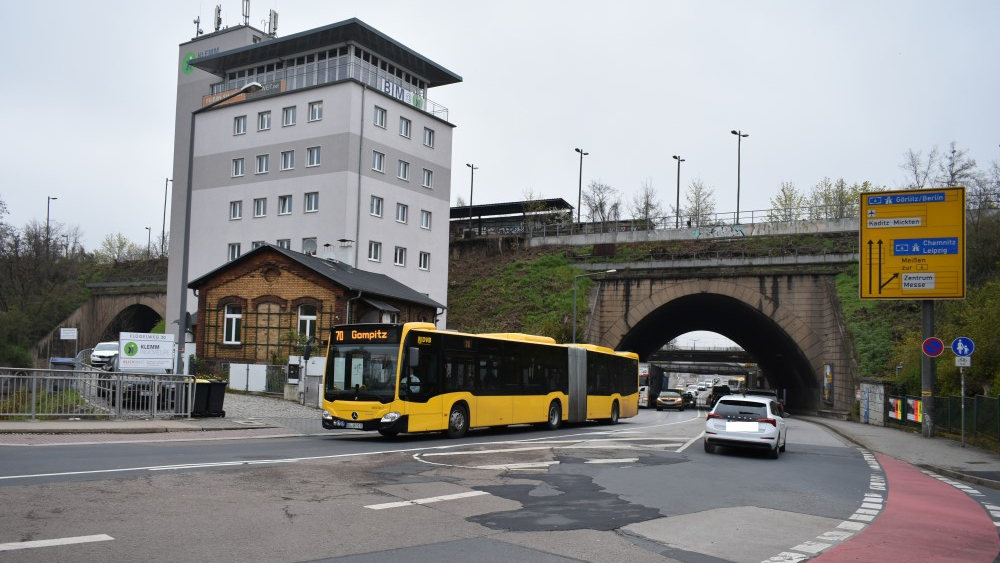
[[242, 0, 250, 26], [214, 5, 222, 32], [268, 9, 279, 37], [193, 16, 203, 36]]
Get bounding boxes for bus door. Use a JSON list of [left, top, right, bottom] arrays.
[[475, 356, 511, 426], [401, 345, 443, 432]]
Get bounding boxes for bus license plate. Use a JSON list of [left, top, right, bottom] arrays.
[[345, 422, 363, 429]]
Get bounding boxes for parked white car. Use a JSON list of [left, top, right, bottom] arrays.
[[704, 394, 788, 459], [89, 341, 119, 368]]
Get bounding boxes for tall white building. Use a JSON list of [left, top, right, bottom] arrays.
[[167, 17, 460, 351]]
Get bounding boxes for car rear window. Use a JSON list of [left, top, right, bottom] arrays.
[[715, 400, 767, 418]]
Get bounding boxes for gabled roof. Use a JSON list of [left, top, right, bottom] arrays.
[[188, 244, 445, 310], [189, 18, 462, 88]]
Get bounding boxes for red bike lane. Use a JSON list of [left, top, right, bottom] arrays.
[[813, 453, 1000, 562]]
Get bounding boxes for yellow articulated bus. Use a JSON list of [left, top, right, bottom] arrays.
[[320, 322, 639, 438]]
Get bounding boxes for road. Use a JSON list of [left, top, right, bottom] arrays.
[[1, 409, 998, 562]]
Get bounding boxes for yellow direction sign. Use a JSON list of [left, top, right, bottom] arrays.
[[859, 186, 965, 300]]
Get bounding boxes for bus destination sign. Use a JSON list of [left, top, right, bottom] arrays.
[[333, 326, 399, 344]]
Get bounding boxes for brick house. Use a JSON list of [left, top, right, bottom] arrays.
[[188, 244, 444, 366]]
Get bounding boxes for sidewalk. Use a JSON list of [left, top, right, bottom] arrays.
[[800, 415, 1000, 490]]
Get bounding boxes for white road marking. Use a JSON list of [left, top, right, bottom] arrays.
[[476, 462, 559, 470], [365, 490, 490, 510], [0, 534, 114, 551], [585, 458, 639, 464]]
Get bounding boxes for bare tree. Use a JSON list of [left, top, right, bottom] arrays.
[[95, 233, 145, 264], [629, 178, 663, 230], [899, 147, 939, 189], [935, 141, 978, 188], [582, 180, 622, 230], [807, 177, 866, 219], [767, 181, 806, 222], [683, 178, 715, 227], [455, 195, 467, 207]]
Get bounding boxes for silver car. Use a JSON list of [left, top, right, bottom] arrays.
[[704, 395, 787, 459], [90, 341, 119, 368]]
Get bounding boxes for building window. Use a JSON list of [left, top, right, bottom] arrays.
[[251, 240, 266, 249], [277, 239, 290, 249], [399, 117, 411, 138], [374, 106, 386, 128], [308, 101, 323, 121], [307, 146, 321, 167], [423, 127, 435, 147], [394, 246, 406, 267], [224, 304, 242, 344], [257, 111, 271, 131], [418, 251, 430, 271], [396, 203, 408, 223], [282, 106, 296, 126], [228, 243, 241, 261], [298, 304, 317, 338], [368, 241, 382, 262], [254, 198, 267, 217], [305, 192, 319, 212], [234, 115, 246, 135], [420, 210, 431, 230], [279, 195, 292, 215], [229, 200, 242, 220], [255, 154, 269, 174], [370, 196, 383, 217], [281, 150, 295, 170], [232, 158, 245, 177], [302, 237, 317, 256], [422, 169, 433, 189], [372, 150, 385, 172], [397, 160, 410, 181]]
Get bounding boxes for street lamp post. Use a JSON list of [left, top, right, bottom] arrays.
[[177, 81, 262, 374], [46, 196, 57, 258], [672, 155, 685, 228], [572, 269, 616, 344], [145, 227, 151, 259], [731, 130, 748, 223], [574, 148, 589, 231], [466, 163, 478, 234]]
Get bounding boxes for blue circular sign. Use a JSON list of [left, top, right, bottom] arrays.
[[922, 337, 944, 357], [952, 337, 975, 357]]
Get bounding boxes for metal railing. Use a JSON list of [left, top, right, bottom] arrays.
[[888, 394, 1000, 446], [0, 367, 194, 421]]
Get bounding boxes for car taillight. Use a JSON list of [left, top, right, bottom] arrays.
[[758, 418, 777, 427], [707, 413, 724, 420]]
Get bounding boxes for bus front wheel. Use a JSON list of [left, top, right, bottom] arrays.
[[542, 401, 562, 430], [445, 404, 469, 439], [605, 401, 620, 425]]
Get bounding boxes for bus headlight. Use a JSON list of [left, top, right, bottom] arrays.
[[321, 410, 333, 420], [381, 412, 401, 423]]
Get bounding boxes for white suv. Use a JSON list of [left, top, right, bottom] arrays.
[[704, 394, 787, 459], [90, 341, 119, 368]]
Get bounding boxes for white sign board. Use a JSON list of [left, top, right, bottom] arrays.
[[60, 328, 78, 340], [955, 356, 971, 368], [118, 332, 176, 371]]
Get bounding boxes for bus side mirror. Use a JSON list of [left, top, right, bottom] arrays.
[[409, 347, 419, 367]]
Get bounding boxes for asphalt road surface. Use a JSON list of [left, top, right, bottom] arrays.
[[1, 408, 998, 562]]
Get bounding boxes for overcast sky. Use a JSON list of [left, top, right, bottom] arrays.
[[3, 1, 997, 344]]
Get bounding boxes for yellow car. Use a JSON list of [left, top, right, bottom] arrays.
[[656, 390, 685, 411]]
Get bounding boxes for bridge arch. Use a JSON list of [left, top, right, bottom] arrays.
[[592, 274, 852, 413]]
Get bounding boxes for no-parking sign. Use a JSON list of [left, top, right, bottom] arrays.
[[922, 337, 944, 357]]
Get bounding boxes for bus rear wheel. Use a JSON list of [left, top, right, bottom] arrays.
[[445, 404, 469, 439], [605, 401, 620, 425], [542, 401, 561, 430]]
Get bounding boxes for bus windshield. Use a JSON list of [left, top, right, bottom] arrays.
[[324, 343, 399, 403]]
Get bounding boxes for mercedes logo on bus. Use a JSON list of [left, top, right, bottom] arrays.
[[352, 412, 359, 420]]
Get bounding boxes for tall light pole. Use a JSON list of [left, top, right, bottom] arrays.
[[145, 227, 151, 259], [672, 155, 685, 228], [162, 178, 172, 257], [731, 130, 748, 224], [574, 148, 588, 230], [46, 196, 57, 258], [572, 269, 616, 344], [466, 163, 478, 234], [177, 81, 262, 374]]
